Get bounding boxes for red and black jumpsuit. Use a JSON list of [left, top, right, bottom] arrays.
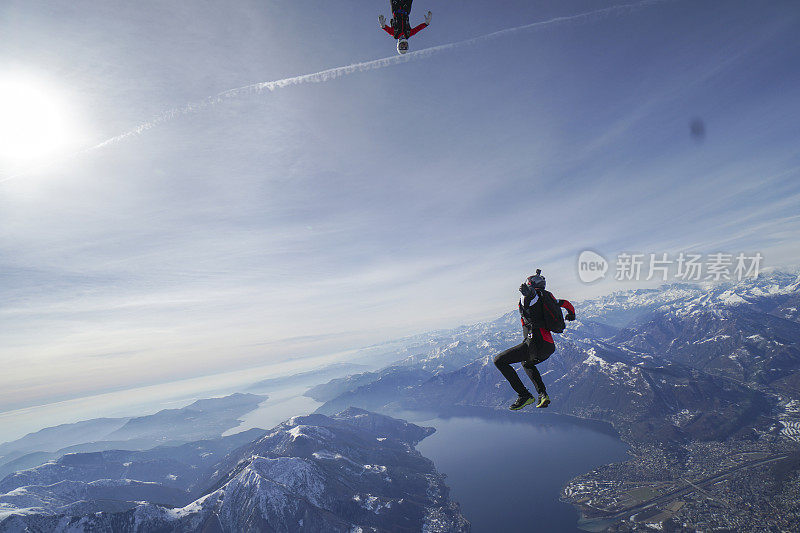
[[382, 0, 428, 39], [381, 22, 428, 39], [493, 290, 575, 397]]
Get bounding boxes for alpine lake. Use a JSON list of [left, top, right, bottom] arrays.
[[391, 406, 630, 533]]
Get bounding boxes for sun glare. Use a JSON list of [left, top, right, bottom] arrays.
[[0, 76, 79, 165]]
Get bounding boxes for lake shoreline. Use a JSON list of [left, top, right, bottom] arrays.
[[385, 405, 630, 532]]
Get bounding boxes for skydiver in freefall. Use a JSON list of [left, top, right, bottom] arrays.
[[494, 270, 576, 410], [379, 1, 432, 54]]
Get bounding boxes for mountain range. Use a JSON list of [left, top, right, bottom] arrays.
[[3, 272, 800, 531], [0, 409, 468, 532], [0, 393, 266, 482], [312, 272, 800, 444]]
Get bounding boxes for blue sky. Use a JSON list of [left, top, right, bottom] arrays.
[[1, 0, 799, 411]]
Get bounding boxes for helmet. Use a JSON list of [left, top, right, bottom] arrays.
[[526, 269, 546, 290], [397, 39, 409, 54]]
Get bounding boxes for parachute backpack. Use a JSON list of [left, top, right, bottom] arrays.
[[540, 290, 566, 333], [527, 269, 566, 333]]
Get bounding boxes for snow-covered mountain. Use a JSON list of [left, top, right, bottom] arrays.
[[0, 409, 469, 533], [0, 428, 265, 522], [602, 275, 800, 390]]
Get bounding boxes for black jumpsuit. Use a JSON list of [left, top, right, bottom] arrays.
[[494, 324, 555, 397], [493, 290, 564, 397], [390, 0, 413, 38]]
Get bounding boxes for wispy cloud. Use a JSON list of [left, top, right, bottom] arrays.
[[0, 0, 669, 180]]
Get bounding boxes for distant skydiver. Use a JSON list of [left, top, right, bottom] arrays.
[[494, 270, 576, 410], [379, 0, 431, 54]]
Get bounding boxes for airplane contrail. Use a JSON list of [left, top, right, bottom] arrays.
[[1, 0, 667, 183]]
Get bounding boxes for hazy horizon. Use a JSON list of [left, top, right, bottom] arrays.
[[3, 270, 797, 429]]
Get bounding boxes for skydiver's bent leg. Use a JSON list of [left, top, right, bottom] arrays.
[[522, 329, 557, 398], [391, 0, 412, 36], [391, 0, 412, 14], [493, 343, 533, 397], [521, 361, 547, 395]]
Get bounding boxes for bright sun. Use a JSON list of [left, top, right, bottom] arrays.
[[0, 76, 78, 164]]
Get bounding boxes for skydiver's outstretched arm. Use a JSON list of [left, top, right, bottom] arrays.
[[559, 299, 576, 321], [407, 11, 431, 37], [407, 23, 428, 37], [378, 14, 395, 37]]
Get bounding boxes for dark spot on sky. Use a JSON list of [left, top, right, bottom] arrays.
[[690, 117, 706, 142]]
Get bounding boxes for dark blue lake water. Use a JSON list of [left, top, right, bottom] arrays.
[[395, 407, 629, 533]]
